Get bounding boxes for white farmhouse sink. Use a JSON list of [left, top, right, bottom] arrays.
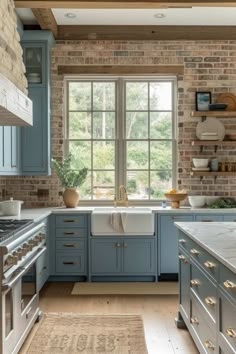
[[91, 207, 154, 235]]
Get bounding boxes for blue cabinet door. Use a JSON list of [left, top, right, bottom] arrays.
[[21, 87, 49, 174], [123, 239, 155, 274], [160, 214, 194, 274], [91, 238, 122, 274], [0, 126, 20, 175], [195, 214, 224, 222]]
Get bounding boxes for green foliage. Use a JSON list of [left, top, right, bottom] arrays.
[[51, 153, 88, 188]]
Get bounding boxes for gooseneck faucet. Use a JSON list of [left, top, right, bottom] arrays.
[[114, 185, 129, 207]]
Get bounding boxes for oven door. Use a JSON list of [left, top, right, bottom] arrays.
[[2, 247, 46, 354]]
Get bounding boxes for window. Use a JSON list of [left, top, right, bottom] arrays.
[[65, 77, 177, 202]]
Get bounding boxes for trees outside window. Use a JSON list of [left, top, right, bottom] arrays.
[[66, 77, 177, 202]]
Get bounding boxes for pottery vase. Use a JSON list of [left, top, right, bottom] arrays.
[[63, 188, 79, 208]]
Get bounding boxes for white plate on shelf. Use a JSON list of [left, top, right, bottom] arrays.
[[192, 167, 210, 171], [196, 117, 225, 141]]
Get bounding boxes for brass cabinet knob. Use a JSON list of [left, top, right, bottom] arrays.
[[179, 239, 186, 244], [116, 243, 121, 248], [190, 317, 199, 325], [204, 340, 215, 351], [204, 261, 215, 269], [223, 280, 236, 289], [123, 243, 128, 248], [205, 297, 216, 306], [226, 328, 236, 338]]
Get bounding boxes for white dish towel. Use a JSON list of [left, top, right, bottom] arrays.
[[110, 212, 128, 233]]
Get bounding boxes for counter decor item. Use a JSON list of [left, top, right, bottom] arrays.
[[51, 153, 88, 208], [216, 93, 236, 111], [188, 196, 205, 208], [195, 91, 211, 111], [208, 197, 236, 208], [192, 158, 209, 169], [164, 189, 188, 209], [0, 198, 23, 216], [209, 158, 219, 172], [208, 103, 227, 111], [196, 117, 225, 141]]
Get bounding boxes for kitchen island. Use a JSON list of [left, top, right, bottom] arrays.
[[175, 222, 236, 354]]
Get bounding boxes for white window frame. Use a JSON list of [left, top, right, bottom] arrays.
[[64, 75, 178, 205]]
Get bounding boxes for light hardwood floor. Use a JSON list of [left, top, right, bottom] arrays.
[[20, 282, 199, 354]]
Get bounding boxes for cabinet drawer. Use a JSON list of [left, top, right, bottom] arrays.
[[219, 291, 236, 353], [55, 253, 85, 274], [55, 228, 86, 238], [195, 214, 224, 222], [56, 239, 85, 251], [191, 264, 217, 322], [220, 264, 236, 304], [55, 215, 86, 227], [190, 296, 217, 353], [223, 215, 236, 222], [190, 242, 219, 281], [178, 231, 194, 253]]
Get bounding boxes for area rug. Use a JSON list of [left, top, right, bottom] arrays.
[[25, 313, 148, 354], [71, 282, 178, 295]]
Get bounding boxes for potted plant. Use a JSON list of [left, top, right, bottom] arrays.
[[51, 153, 88, 208]]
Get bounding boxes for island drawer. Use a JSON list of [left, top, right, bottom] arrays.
[[178, 232, 195, 253], [55, 215, 86, 227], [55, 228, 87, 238], [191, 264, 217, 322], [190, 242, 219, 281], [219, 291, 236, 352], [220, 265, 236, 304], [190, 296, 217, 353], [55, 252, 85, 274], [56, 239, 85, 251]]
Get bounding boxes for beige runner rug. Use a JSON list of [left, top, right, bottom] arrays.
[[25, 313, 148, 354], [72, 281, 178, 295]]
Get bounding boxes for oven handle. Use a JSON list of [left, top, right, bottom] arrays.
[[2, 247, 46, 292]]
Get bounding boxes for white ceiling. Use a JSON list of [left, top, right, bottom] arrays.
[[17, 7, 236, 26]]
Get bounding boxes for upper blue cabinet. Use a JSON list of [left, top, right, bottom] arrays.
[[21, 31, 55, 175]]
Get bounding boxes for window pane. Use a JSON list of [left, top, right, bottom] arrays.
[[69, 141, 91, 170], [93, 171, 114, 200], [126, 112, 148, 139], [127, 141, 148, 169], [93, 82, 115, 111], [77, 172, 92, 200], [93, 141, 115, 169], [150, 171, 172, 199], [69, 112, 91, 139], [126, 82, 148, 110], [127, 171, 149, 199], [150, 112, 172, 139], [69, 82, 91, 111], [150, 141, 172, 170], [150, 82, 172, 110], [93, 112, 115, 139]]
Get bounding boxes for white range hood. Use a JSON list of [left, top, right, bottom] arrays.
[[0, 73, 32, 126]]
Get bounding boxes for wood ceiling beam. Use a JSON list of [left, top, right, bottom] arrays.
[[31, 8, 58, 37], [58, 25, 236, 40], [14, 1, 236, 9]]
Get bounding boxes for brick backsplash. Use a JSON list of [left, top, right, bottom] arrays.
[[2, 39, 236, 206]]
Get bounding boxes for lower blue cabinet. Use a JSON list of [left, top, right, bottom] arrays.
[[90, 237, 155, 275], [178, 248, 190, 322]]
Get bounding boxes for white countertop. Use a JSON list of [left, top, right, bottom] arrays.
[[175, 222, 236, 274]]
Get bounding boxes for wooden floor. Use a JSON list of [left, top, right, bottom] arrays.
[[20, 282, 199, 354]]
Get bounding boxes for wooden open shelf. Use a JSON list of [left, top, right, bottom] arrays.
[[191, 111, 236, 118], [191, 140, 236, 146], [191, 171, 236, 177]]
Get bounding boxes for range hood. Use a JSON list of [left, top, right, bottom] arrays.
[[0, 73, 32, 126]]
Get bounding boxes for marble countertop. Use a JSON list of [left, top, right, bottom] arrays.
[[175, 222, 236, 274], [1, 205, 236, 223]]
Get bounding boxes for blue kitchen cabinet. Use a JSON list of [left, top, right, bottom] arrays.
[[0, 126, 21, 175], [91, 238, 122, 274], [123, 238, 155, 274], [21, 31, 55, 175], [195, 214, 224, 222], [159, 214, 194, 275]]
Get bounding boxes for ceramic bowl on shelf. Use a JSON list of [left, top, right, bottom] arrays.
[[192, 158, 209, 168], [164, 193, 188, 209], [188, 196, 206, 208]]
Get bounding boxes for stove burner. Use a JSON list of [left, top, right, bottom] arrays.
[[0, 219, 34, 242]]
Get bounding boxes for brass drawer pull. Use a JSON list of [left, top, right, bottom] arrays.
[[63, 244, 76, 248], [190, 317, 199, 325], [64, 232, 76, 235], [205, 297, 216, 306], [201, 220, 213, 222], [179, 239, 186, 243], [204, 340, 215, 350], [204, 261, 215, 269], [226, 328, 236, 338], [63, 219, 79, 223], [179, 255, 186, 260], [223, 280, 236, 289], [190, 248, 199, 255], [190, 279, 200, 286], [63, 261, 77, 265]]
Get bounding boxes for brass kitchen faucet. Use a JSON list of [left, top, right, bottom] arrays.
[[114, 185, 129, 207]]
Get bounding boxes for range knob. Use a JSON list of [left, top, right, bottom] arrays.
[[29, 239, 37, 247], [22, 243, 30, 255], [13, 249, 23, 261], [5, 254, 18, 266]]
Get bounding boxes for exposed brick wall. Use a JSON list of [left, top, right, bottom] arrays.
[[0, 0, 27, 93], [4, 39, 236, 206]]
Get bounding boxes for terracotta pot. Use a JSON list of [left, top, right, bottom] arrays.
[[63, 188, 79, 208]]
